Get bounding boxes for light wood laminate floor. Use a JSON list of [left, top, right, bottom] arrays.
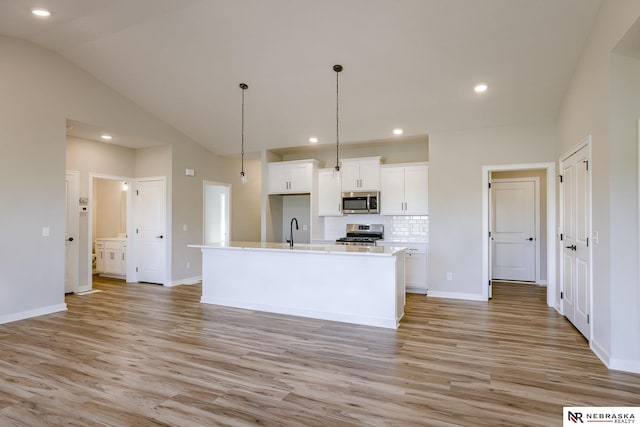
[[0, 278, 638, 426]]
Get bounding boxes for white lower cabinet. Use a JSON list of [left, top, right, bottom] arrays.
[[95, 241, 105, 273], [377, 241, 428, 294], [95, 239, 126, 277]]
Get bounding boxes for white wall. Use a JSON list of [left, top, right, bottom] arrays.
[[0, 35, 230, 321], [66, 136, 136, 289], [555, 1, 640, 372], [428, 123, 555, 299], [609, 52, 640, 368]]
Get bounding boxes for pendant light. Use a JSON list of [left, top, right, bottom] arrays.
[[333, 64, 343, 172], [239, 82, 248, 184]]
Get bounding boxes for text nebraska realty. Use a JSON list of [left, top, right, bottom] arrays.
[[569, 410, 635, 423]]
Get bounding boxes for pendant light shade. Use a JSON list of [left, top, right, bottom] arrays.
[[239, 82, 248, 184], [333, 64, 343, 172]]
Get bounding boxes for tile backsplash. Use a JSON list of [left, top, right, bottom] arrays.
[[323, 215, 429, 242]]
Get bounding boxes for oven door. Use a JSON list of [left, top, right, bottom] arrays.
[[342, 194, 369, 214]]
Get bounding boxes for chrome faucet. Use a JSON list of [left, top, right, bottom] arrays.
[[288, 217, 299, 247]]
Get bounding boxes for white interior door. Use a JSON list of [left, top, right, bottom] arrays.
[[135, 178, 166, 284], [204, 182, 231, 243], [65, 171, 80, 293], [491, 179, 536, 281], [561, 145, 591, 339]]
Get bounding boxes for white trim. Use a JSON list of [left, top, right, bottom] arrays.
[[168, 275, 202, 287], [482, 162, 556, 307], [591, 338, 610, 368], [427, 291, 485, 301], [88, 173, 134, 289], [558, 136, 593, 339], [133, 176, 169, 286], [200, 296, 400, 329], [491, 177, 541, 283], [609, 358, 640, 374], [65, 170, 80, 294], [203, 180, 232, 244], [0, 304, 67, 325]]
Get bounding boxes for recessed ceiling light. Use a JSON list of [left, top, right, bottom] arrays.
[[474, 83, 488, 93], [101, 134, 113, 141], [309, 137, 318, 144], [31, 8, 51, 17], [393, 128, 403, 135]]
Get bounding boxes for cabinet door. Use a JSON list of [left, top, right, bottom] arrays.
[[340, 161, 360, 191], [288, 163, 312, 193], [380, 167, 405, 215], [358, 159, 381, 191], [104, 249, 122, 275], [404, 165, 429, 215], [95, 248, 104, 273], [318, 170, 342, 216], [405, 253, 427, 292], [121, 245, 127, 276], [267, 163, 288, 194]]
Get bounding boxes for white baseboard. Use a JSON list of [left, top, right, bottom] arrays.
[[593, 338, 640, 373], [0, 303, 67, 325], [609, 357, 640, 374], [167, 275, 202, 287], [591, 338, 610, 368], [537, 280, 547, 286], [427, 291, 486, 301]]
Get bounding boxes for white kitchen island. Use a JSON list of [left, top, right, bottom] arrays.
[[190, 242, 406, 329]]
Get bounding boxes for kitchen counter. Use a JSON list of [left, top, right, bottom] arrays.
[[190, 241, 405, 256], [190, 241, 406, 329]]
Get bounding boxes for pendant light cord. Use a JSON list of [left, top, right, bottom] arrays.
[[333, 64, 343, 171], [239, 83, 248, 178], [336, 69, 339, 171], [241, 87, 245, 175]]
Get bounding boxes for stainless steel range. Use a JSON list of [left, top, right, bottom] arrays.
[[335, 224, 384, 246]]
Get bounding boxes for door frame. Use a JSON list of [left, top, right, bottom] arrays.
[[558, 136, 592, 335], [133, 176, 169, 285], [482, 162, 556, 306], [203, 180, 232, 244], [87, 173, 134, 290], [490, 177, 540, 283], [65, 170, 80, 293]]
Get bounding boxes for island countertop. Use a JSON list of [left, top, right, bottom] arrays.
[[189, 241, 406, 256], [193, 240, 406, 328]]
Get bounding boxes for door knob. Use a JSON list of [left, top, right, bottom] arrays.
[[526, 237, 534, 241], [67, 237, 74, 242], [156, 235, 164, 239], [565, 244, 576, 251]]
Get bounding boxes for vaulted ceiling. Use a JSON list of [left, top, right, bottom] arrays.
[[0, 0, 601, 155]]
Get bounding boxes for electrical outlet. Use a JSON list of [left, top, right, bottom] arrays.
[[186, 261, 191, 269], [446, 272, 453, 281], [183, 224, 188, 232]]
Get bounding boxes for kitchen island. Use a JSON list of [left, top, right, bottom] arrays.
[[189, 242, 406, 329]]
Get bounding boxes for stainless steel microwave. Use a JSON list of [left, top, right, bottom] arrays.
[[341, 191, 379, 214]]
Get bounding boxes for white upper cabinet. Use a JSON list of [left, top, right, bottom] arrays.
[[267, 160, 315, 194], [380, 163, 428, 215], [317, 169, 342, 216], [340, 157, 381, 192]]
